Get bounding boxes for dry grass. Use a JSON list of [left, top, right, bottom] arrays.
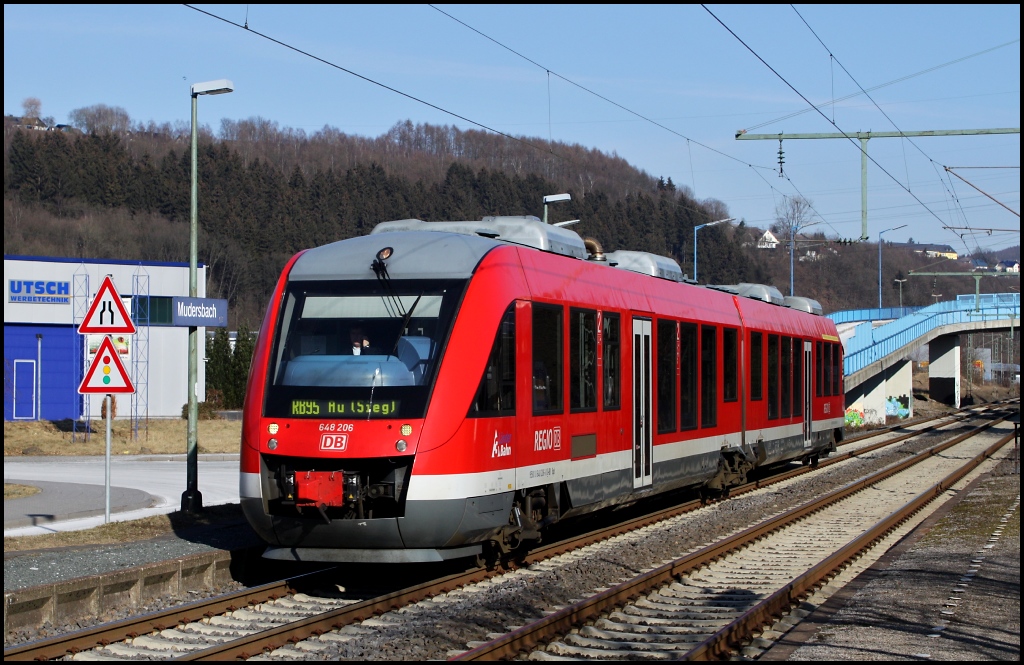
[[4, 483, 41, 500], [2, 504, 246, 552], [3, 419, 241, 457]]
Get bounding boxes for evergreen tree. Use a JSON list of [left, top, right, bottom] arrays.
[[206, 328, 232, 407], [228, 329, 257, 409]]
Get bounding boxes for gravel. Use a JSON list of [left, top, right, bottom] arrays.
[[3, 521, 261, 592], [258, 418, 1012, 661], [5, 414, 1012, 659]]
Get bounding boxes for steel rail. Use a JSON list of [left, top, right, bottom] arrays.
[[684, 427, 1017, 661], [2, 570, 333, 662], [452, 414, 1010, 660], [7, 403, 1010, 661]]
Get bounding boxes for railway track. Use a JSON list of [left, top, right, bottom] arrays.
[[454, 411, 1017, 660], [5, 402, 1016, 661]]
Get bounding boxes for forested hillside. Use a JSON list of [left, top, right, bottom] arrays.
[[4, 117, 1012, 325]]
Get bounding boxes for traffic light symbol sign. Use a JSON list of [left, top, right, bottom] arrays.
[[79, 336, 136, 394]]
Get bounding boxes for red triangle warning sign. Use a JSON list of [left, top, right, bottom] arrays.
[[79, 275, 137, 334], [79, 336, 136, 394]]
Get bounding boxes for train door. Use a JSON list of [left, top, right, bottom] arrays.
[[632, 317, 652, 488], [803, 340, 813, 447]]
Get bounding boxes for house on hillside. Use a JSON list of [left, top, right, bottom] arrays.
[[996, 259, 1020, 273], [757, 230, 780, 249], [16, 116, 48, 131], [969, 258, 990, 271], [891, 242, 958, 260], [736, 227, 780, 250]]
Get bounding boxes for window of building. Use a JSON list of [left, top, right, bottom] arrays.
[[470, 304, 516, 417], [701, 325, 717, 428], [657, 319, 677, 433], [570, 308, 597, 412], [680, 322, 697, 429], [136, 295, 173, 326], [602, 312, 620, 410], [750, 331, 763, 401], [533, 304, 563, 415]]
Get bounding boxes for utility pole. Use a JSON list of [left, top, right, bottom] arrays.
[[736, 128, 1020, 241], [894, 277, 908, 308]]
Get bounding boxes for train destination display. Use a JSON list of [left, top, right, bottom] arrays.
[[290, 398, 399, 418]]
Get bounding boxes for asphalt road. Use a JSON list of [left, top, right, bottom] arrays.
[[3, 454, 240, 536]]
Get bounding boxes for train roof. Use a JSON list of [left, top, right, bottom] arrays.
[[289, 216, 823, 317], [288, 230, 502, 281]]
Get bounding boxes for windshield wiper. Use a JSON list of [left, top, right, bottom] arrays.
[[390, 293, 422, 357]]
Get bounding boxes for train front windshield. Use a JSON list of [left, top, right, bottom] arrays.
[[264, 279, 466, 419]]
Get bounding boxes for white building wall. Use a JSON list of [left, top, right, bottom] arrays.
[[5, 257, 208, 419]]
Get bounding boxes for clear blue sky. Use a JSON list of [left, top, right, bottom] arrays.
[[5, 4, 1020, 254]]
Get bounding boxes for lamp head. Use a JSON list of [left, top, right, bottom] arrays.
[[191, 79, 234, 96]]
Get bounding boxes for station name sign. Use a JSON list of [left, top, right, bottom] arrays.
[[172, 297, 228, 327], [9, 279, 71, 304]]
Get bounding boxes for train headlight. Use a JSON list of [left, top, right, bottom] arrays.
[[268, 438, 278, 450], [268, 423, 279, 435], [400, 424, 412, 436], [395, 439, 408, 452]]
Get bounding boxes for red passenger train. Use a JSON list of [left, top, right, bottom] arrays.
[[240, 216, 845, 563]]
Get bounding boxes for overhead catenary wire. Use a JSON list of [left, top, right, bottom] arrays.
[[427, 4, 776, 173], [789, 5, 990, 248], [702, 5, 997, 247], [428, 4, 842, 231], [183, 4, 565, 162], [739, 38, 1021, 133]]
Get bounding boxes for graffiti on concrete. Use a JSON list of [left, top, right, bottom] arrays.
[[886, 395, 910, 419], [845, 405, 865, 427]]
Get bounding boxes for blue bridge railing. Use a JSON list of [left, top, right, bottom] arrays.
[[829, 293, 1020, 378], [828, 306, 923, 324]]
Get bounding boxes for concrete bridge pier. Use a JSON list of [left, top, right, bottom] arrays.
[[929, 334, 961, 408], [845, 358, 913, 426]]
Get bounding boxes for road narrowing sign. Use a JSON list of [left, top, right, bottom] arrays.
[[79, 275, 137, 334], [79, 335, 136, 394]]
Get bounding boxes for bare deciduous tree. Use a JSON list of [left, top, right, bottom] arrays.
[[771, 195, 813, 242], [68, 104, 132, 134], [21, 97, 42, 119]]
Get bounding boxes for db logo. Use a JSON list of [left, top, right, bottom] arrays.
[[320, 434, 348, 451]]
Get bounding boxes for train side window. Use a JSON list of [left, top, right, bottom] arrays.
[[781, 336, 792, 418], [701, 325, 717, 428], [469, 304, 516, 417], [768, 334, 780, 419], [533, 304, 563, 415], [816, 341, 823, 397], [602, 312, 621, 410], [750, 331, 763, 401], [570, 308, 598, 412], [793, 337, 803, 417], [823, 341, 832, 397], [657, 319, 677, 433], [680, 322, 697, 430], [832, 343, 841, 396], [723, 327, 738, 403]]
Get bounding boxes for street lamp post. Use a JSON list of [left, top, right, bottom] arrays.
[[894, 277, 908, 308], [693, 218, 734, 282], [184, 79, 233, 514], [877, 225, 906, 309]]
